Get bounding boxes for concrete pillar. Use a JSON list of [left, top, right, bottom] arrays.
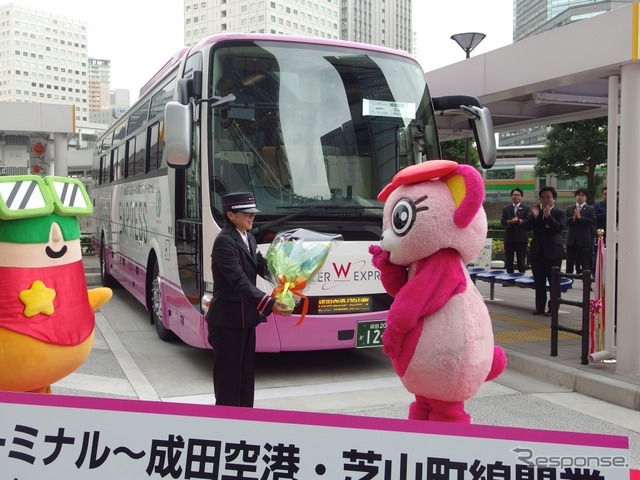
[[53, 132, 67, 177], [604, 75, 618, 357], [616, 63, 640, 376]]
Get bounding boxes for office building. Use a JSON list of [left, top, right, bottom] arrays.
[[88, 57, 110, 113], [88, 59, 130, 126], [514, 0, 634, 41], [341, 0, 412, 52], [0, 3, 89, 122], [183, 0, 413, 54]]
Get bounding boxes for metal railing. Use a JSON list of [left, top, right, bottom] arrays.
[[549, 267, 592, 365]]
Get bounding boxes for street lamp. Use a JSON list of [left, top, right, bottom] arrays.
[[451, 32, 486, 165], [450, 32, 486, 59]]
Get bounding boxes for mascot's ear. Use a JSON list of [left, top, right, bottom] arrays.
[[442, 165, 485, 229]]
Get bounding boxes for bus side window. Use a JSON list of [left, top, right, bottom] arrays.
[[128, 101, 150, 135], [136, 131, 147, 174], [149, 77, 176, 119], [158, 119, 166, 169], [148, 121, 163, 172], [117, 144, 126, 179], [99, 155, 107, 185], [114, 123, 127, 142], [109, 148, 117, 183], [126, 137, 136, 178]]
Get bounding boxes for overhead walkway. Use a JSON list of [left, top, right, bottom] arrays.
[[0, 102, 75, 176]]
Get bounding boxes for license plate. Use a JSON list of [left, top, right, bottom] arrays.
[[356, 320, 386, 348]]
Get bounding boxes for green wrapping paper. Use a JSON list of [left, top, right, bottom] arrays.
[[265, 228, 342, 317]]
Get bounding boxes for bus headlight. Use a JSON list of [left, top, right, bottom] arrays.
[[201, 292, 212, 314]]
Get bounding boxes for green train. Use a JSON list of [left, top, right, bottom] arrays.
[[482, 155, 607, 204]]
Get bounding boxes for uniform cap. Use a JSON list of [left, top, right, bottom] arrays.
[[221, 192, 260, 213]]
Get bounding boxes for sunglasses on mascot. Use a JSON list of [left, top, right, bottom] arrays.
[[0, 175, 92, 221]]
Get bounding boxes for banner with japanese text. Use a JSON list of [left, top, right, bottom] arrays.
[[0, 391, 629, 479]]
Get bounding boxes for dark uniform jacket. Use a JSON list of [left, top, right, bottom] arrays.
[[525, 206, 567, 261], [500, 203, 531, 244], [565, 204, 596, 247], [205, 225, 275, 329], [593, 200, 607, 231]]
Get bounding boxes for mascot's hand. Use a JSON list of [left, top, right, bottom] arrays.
[[369, 244, 407, 297], [369, 245, 390, 270]]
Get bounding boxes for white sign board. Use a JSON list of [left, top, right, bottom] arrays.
[[1, 145, 29, 167], [362, 99, 416, 119], [470, 238, 493, 268], [0, 391, 629, 479]]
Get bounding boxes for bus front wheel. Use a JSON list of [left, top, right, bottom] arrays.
[[99, 237, 118, 288], [150, 262, 176, 341]]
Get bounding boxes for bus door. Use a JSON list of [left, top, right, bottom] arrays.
[[175, 53, 205, 310], [175, 127, 203, 307]]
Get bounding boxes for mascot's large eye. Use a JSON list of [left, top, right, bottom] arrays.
[[391, 198, 416, 237]]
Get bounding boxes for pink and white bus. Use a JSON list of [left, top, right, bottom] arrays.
[[91, 33, 495, 352]]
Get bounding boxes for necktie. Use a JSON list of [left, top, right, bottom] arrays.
[[514, 205, 518, 216]]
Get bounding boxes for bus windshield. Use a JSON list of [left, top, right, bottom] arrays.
[[208, 40, 439, 224]]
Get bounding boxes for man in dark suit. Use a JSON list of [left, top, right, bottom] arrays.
[[500, 188, 531, 273], [525, 186, 567, 316], [565, 188, 596, 275], [206, 192, 291, 407], [593, 186, 608, 233]]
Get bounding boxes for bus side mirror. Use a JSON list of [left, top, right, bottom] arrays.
[[465, 105, 496, 169], [432, 95, 497, 169], [165, 101, 193, 169]]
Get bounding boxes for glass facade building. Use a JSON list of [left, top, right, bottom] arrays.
[[514, 0, 634, 41]]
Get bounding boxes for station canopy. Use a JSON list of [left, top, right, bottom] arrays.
[[426, 3, 636, 139]]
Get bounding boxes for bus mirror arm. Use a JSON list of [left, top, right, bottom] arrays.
[[196, 94, 236, 108], [432, 95, 481, 112]]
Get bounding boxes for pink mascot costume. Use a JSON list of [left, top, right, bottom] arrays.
[[369, 160, 506, 423]]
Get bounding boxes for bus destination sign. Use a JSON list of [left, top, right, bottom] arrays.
[[317, 296, 372, 314]]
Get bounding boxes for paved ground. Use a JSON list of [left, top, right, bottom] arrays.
[[82, 256, 640, 409], [76, 256, 640, 468]]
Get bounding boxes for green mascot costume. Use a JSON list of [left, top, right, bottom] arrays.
[[0, 175, 112, 393]]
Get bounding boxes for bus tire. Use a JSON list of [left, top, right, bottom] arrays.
[[99, 236, 119, 288], [150, 261, 176, 342]]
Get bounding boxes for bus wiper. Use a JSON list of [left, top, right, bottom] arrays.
[[276, 204, 384, 210], [251, 206, 316, 234], [252, 204, 382, 235]]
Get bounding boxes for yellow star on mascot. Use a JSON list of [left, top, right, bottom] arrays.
[[0, 175, 111, 394]]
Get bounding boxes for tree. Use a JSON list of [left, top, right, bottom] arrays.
[[536, 118, 608, 203], [440, 138, 480, 169]]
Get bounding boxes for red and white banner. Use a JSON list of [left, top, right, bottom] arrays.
[[0, 391, 630, 479], [590, 236, 606, 353]]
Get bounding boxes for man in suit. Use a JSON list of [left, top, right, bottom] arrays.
[[593, 186, 608, 233], [500, 188, 531, 273], [525, 186, 567, 316], [565, 188, 596, 275], [206, 192, 291, 407]]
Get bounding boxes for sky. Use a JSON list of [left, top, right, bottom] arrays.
[[413, 1, 514, 71], [13, 0, 513, 102]]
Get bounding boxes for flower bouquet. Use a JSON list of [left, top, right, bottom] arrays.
[[265, 228, 342, 326]]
